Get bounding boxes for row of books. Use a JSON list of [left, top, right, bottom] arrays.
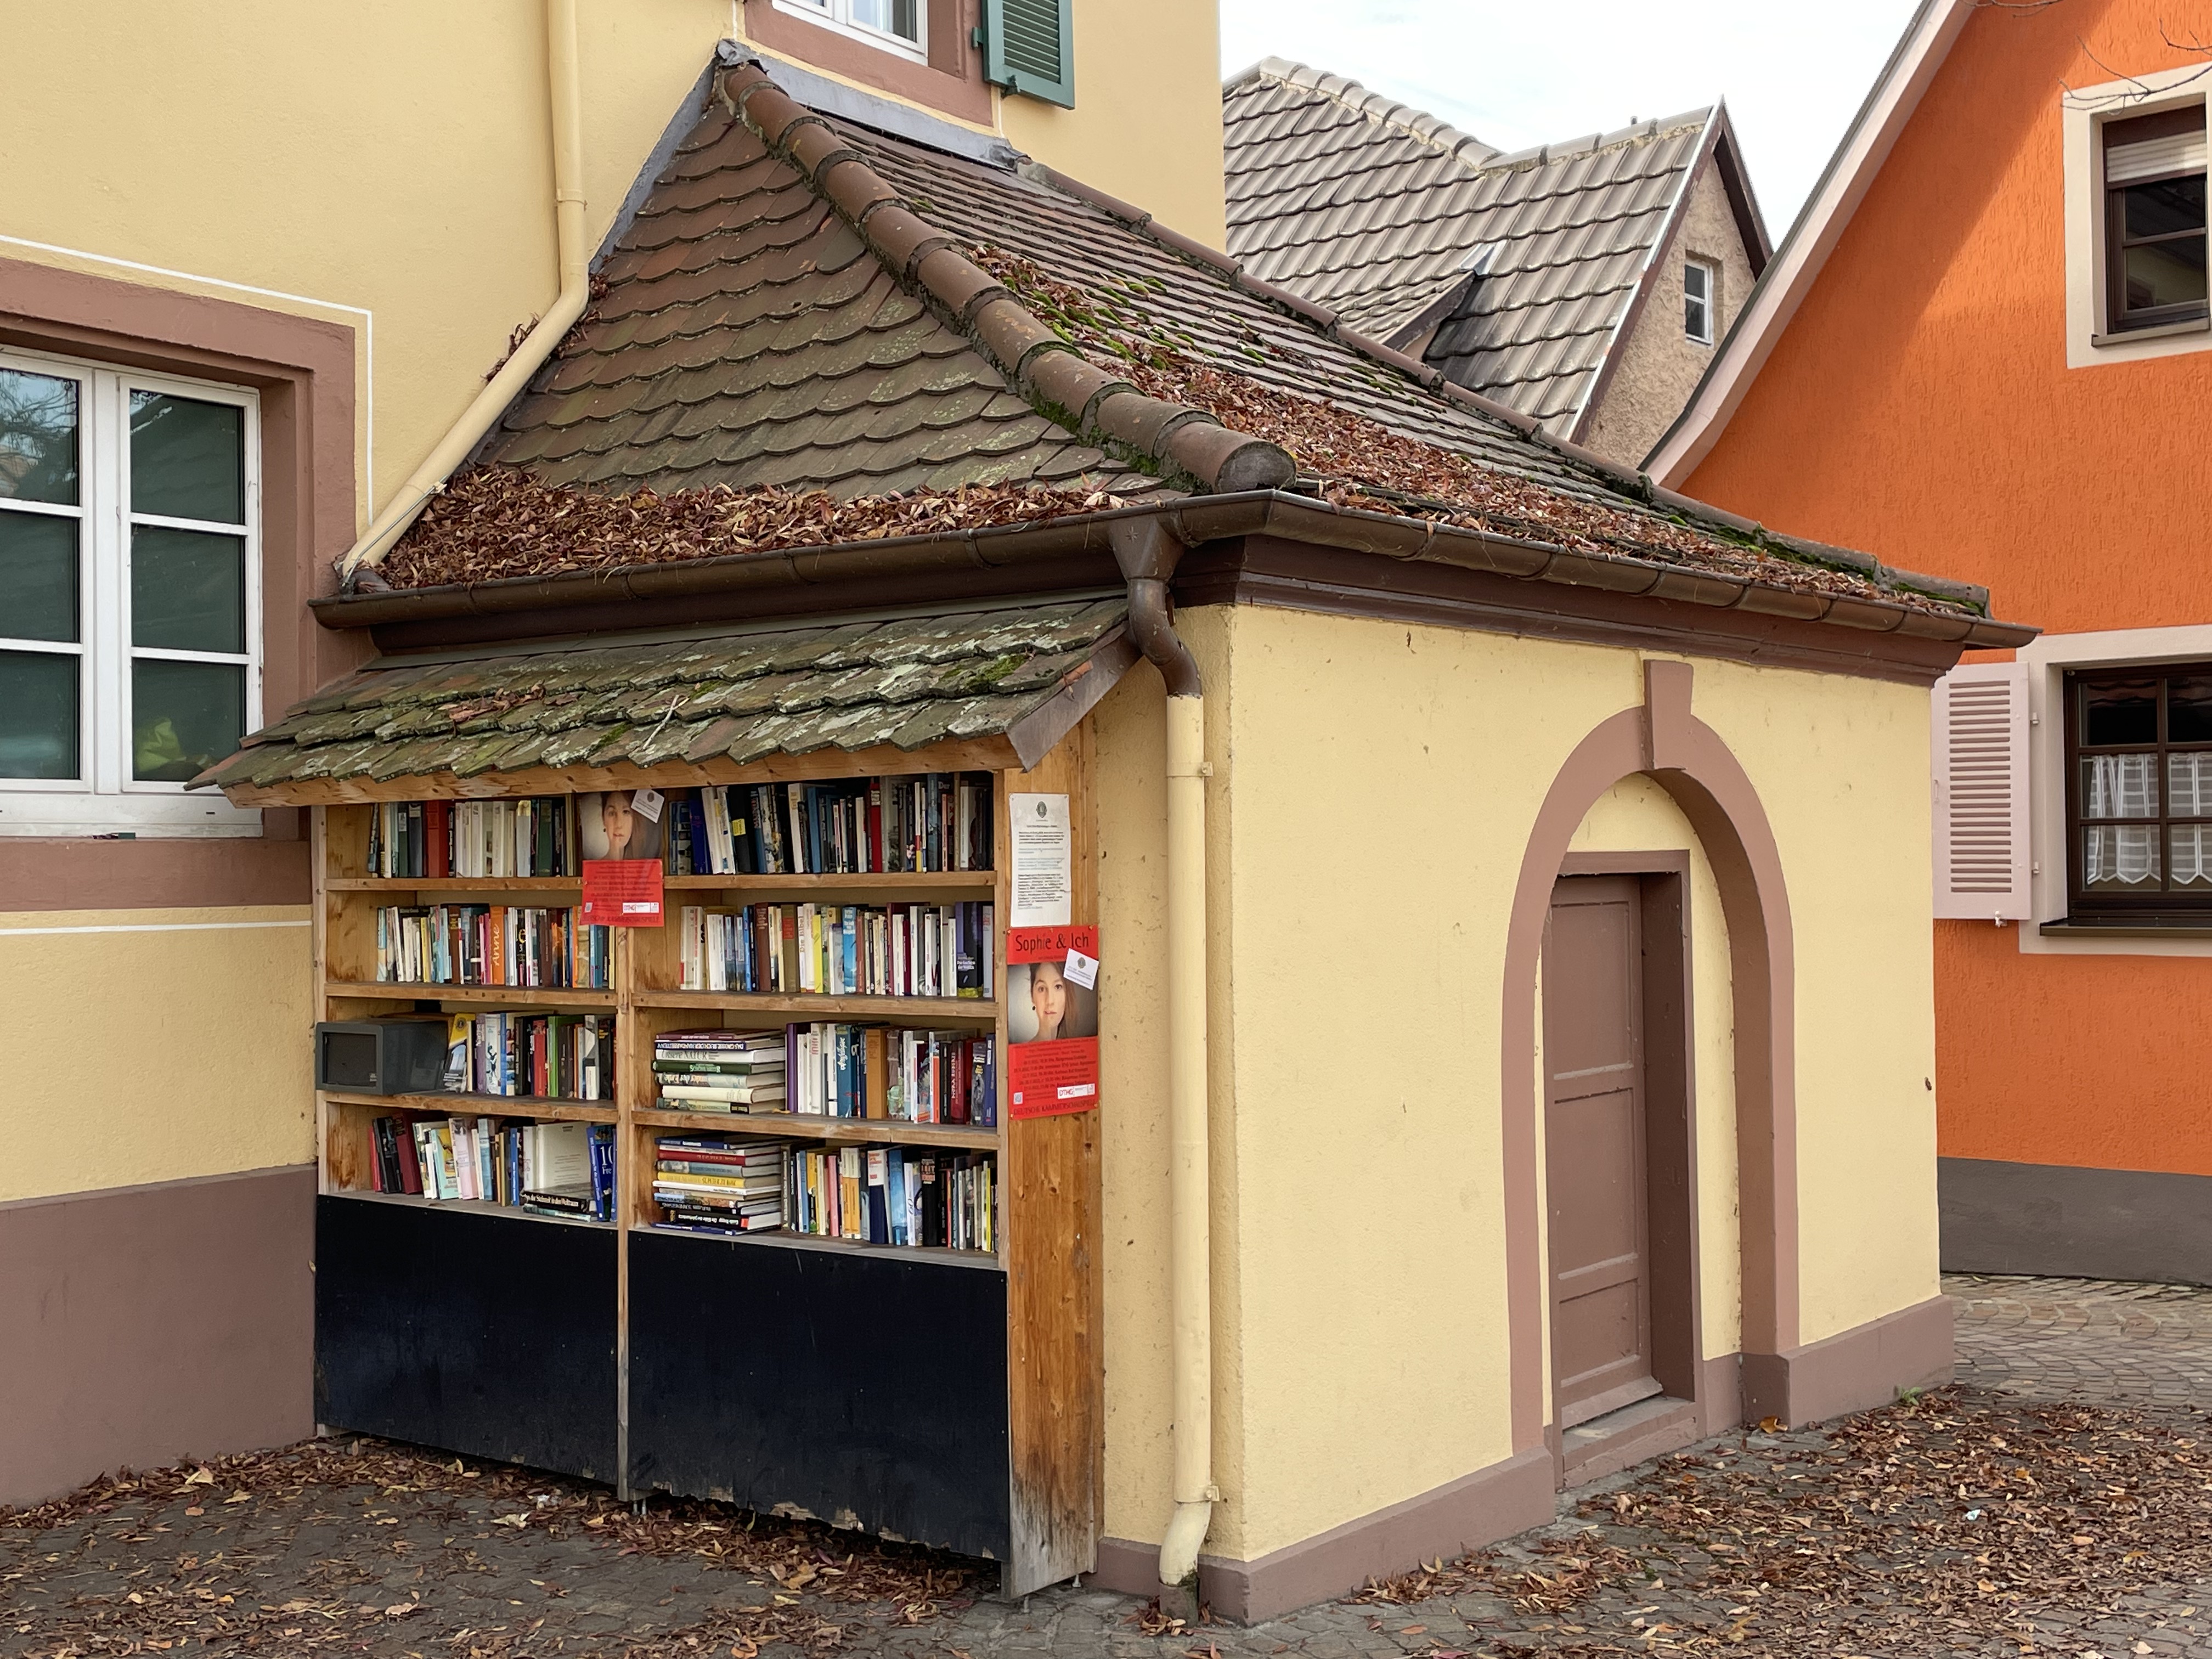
[[367, 797, 575, 879], [666, 774, 992, 876], [375, 904, 612, 989], [651, 1025, 995, 1125], [789, 1144, 997, 1251], [676, 901, 992, 998], [444, 1012, 616, 1101], [368, 1114, 615, 1221], [648, 1131, 997, 1251]]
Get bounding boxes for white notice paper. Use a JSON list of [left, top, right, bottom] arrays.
[[1063, 947, 1099, 990], [630, 787, 665, 823], [1009, 792, 1071, 926]]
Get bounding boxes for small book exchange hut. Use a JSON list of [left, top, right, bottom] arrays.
[[193, 59, 2034, 1621]]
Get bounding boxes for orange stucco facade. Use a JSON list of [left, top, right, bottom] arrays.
[[1680, 0, 2212, 1184]]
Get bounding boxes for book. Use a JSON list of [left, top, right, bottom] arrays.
[[374, 902, 611, 989], [675, 900, 994, 997], [369, 796, 576, 879], [658, 772, 995, 877]]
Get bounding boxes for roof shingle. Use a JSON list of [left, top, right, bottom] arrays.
[[1224, 58, 1724, 434]]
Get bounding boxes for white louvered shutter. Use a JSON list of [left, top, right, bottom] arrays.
[[1932, 663, 2031, 920]]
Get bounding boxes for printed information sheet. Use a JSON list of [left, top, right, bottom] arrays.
[[1008, 791, 1071, 926]]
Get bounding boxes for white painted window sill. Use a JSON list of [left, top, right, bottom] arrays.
[[2090, 317, 2211, 347]]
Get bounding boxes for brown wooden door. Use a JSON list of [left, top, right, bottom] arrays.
[[1543, 876, 1661, 1428]]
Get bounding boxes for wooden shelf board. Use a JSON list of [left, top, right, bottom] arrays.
[[634, 1221, 1001, 1270], [328, 877, 581, 891], [633, 990, 997, 1021], [324, 1091, 616, 1124], [324, 1188, 613, 1230], [631, 1107, 997, 1149], [324, 981, 616, 1008], [664, 871, 994, 891]]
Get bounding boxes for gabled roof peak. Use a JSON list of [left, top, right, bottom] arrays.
[[1226, 57, 1499, 169]]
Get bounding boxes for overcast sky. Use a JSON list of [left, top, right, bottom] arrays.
[[1219, 0, 1926, 237]]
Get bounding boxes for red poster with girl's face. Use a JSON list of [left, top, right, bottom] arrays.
[[1006, 924, 1099, 1119]]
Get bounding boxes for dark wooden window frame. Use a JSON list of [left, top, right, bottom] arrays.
[[2063, 661, 2212, 921], [2102, 105, 2210, 334]]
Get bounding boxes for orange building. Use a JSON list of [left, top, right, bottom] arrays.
[[1649, 0, 2212, 1280]]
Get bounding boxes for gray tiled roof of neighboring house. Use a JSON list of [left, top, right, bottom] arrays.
[[1224, 59, 1751, 435]]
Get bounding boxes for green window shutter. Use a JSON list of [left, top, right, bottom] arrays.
[[979, 0, 1074, 109]]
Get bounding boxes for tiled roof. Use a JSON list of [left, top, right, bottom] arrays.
[[1224, 59, 1722, 433], [201, 598, 1132, 799], [488, 117, 1153, 500], [486, 63, 1739, 545], [338, 59, 2002, 640]]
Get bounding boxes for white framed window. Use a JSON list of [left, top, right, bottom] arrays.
[[0, 347, 262, 837], [2064, 70, 2212, 366], [774, 0, 927, 63], [1683, 258, 1716, 346]]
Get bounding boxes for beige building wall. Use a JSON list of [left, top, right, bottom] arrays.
[[0, 911, 314, 1202], [1580, 156, 1760, 468], [4, 0, 731, 537], [996, 0, 1227, 250], [1092, 602, 1938, 1566]]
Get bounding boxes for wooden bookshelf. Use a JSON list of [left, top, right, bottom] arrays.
[[631, 1105, 997, 1149], [324, 981, 615, 1007], [632, 989, 997, 1021], [305, 760, 1101, 1594], [326, 1090, 617, 1125]]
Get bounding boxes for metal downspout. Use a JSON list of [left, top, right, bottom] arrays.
[[1110, 518, 1218, 1601], [340, 0, 589, 583]]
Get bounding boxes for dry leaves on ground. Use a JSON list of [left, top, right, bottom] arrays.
[[1354, 1391, 2212, 1655], [2, 1436, 984, 1659]]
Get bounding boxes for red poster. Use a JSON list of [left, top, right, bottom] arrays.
[[581, 857, 665, 927], [1007, 923, 1097, 964], [1008, 1036, 1099, 1119]]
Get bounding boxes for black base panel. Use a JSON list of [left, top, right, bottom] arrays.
[[629, 1231, 1010, 1560], [315, 1197, 618, 1482], [1942, 1156, 2212, 1284]]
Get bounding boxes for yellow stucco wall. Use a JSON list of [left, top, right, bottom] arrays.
[[9, 2, 1226, 541], [1694, 657, 1943, 1347], [996, 0, 1228, 251], [0, 908, 313, 1203], [1093, 603, 1939, 1565], [5, 0, 731, 534]]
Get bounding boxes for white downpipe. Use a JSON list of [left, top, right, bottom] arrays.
[[338, 0, 588, 578], [1158, 689, 1217, 1588]]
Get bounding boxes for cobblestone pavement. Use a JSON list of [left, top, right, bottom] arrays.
[[1950, 1272, 2212, 1405], [13, 1276, 2212, 1659]]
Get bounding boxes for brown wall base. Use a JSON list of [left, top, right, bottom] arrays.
[[1086, 1300, 1949, 1624], [1741, 1295, 1955, 1428], [1941, 1156, 2212, 1286], [1091, 1449, 1555, 1624], [0, 1165, 315, 1509]]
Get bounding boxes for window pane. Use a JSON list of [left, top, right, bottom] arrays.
[[0, 368, 78, 506], [2084, 825, 2162, 889], [2174, 825, 2212, 888], [0, 511, 77, 643], [2082, 678, 2158, 745], [2083, 752, 2159, 818], [2172, 674, 2212, 742], [132, 657, 244, 782], [132, 526, 245, 654], [2123, 236, 2208, 313], [2172, 752, 2212, 817], [2123, 173, 2207, 238], [0, 648, 78, 778], [129, 391, 244, 524], [849, 0, 919, 37]]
